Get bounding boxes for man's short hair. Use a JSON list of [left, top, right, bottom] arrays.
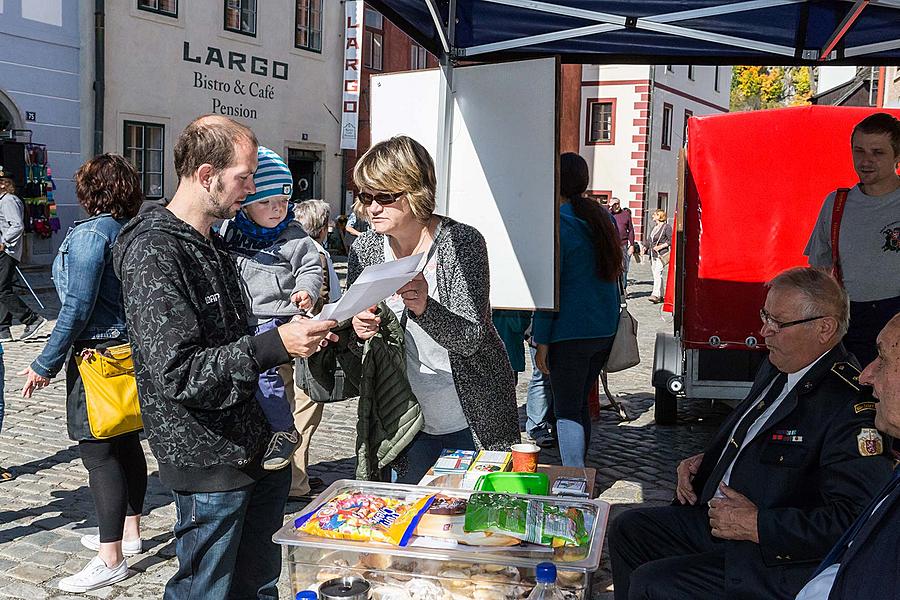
[[174, 115, 258, 180], [852, 112, 900, 156], [766, 267, 850, 338]]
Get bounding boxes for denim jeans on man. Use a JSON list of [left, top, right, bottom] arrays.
[[31, 214, 128, 379], [525, 345, 555, 437], [164, 467, 291, 600], [548, 337, 614, 467]]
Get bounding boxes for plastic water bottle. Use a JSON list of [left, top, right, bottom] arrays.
[[296, 591, 317, 600], [526, 562, 565, 599]]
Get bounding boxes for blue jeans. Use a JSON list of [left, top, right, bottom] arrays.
[[253, 319, 295, 432], [548, 337, 614, 467], [525, 345, 554, 436], [396, 428, 476, 484], [164, 468, 291, 600]]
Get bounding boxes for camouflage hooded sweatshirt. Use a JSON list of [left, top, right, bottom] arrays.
[[113, 205, 290, 493]]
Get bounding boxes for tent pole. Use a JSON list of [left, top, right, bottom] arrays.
[[435, 0, 456, 215]]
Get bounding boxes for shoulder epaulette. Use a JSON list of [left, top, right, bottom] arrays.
[[831, 362, 861, 392]]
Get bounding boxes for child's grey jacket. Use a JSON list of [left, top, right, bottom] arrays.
[[221, 220, 323, 326]]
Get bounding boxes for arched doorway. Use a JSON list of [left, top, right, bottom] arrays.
[[0, 89, 23, 132]]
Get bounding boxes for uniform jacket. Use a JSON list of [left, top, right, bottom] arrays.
[[348, 216, 519, 452], [113, 206, 290, 493], [308, 303, 423, 480], [690, 344, 894, 597], [815, 468, 900, 599]]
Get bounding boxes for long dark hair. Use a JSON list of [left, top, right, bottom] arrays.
[[560, 153, 623, 282]]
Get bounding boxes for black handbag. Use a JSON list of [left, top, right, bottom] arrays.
[[294, 356, 353, 403]]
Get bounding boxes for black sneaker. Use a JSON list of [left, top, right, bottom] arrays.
[[0, 330, 12, 342], [20, 317, 47, 341], [262, 429, 301, 471]]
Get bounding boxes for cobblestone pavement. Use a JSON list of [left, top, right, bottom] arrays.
[[0, 260, 731, 599]]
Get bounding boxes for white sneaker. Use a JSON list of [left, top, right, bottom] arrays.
[[58, 555, 128, 592], [81, 533, 143, 556]]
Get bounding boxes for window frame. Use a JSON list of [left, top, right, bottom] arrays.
[[363, 9, 384, 71], [224, 0, 257, 37], [410, 42, 427, 70], [138, 0, 177, 17], [714, 66, 720, 91], [294, 0, 323, 53], [657, 192, 669, 211], [661, 103, 673, 151], [584, 98, 616, 146], [123, 120, 165, 200], [682, 109, 693, 147]]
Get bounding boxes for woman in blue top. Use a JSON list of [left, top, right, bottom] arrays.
[[20, 155, 146, 593], [532, 153, 623, 467]]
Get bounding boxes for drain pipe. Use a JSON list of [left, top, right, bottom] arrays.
[[93, 0, 105, 156]]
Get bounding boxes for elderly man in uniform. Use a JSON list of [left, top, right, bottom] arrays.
[[609, 267, 894, 600], [795, 313, 900, 599]]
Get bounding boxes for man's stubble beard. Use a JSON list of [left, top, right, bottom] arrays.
[[206, 176, 239, 220]]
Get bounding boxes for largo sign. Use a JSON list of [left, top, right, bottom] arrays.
[[340, 1, 363, 150], [183, 41, 283, 120], [183, 41, 288, 80]]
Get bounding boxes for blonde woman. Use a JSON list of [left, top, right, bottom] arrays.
[[349, 135, 519, 483], [647, 209, 672, 303]]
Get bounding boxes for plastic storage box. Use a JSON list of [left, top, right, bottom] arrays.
[[274, 480, 609, 600]]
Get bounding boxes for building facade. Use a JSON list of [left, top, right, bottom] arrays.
[[0, 0, 88, 264], [885, 67, 900, 108], [98, 0, 344, 215], [577, 64, 730, 240]]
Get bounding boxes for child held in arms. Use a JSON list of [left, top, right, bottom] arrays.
[[220, 146, 323, 470]]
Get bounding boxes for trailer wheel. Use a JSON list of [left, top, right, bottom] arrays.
[[654, 385, 677, 425]]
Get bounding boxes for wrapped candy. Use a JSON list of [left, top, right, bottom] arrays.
[[295, 491, 434, 546]]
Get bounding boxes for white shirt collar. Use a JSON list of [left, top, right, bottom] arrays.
[[785, 350, 831, 392]]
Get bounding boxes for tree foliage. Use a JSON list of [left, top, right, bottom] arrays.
[[730, 66, 812, 111]]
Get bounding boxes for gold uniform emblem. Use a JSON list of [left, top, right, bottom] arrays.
[[857, 428, 883, 457]]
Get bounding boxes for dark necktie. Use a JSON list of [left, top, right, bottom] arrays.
[[700, 372, 788, 503]]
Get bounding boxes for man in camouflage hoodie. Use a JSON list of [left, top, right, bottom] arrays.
[[114, 115, 337, 599]]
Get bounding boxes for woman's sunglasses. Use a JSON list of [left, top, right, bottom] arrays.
[[357, 191, 405, 206]]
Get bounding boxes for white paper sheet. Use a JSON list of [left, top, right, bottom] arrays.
[[315, 252, 425, 323]]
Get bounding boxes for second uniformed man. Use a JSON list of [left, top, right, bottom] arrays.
[[609, 267, 894, 600]]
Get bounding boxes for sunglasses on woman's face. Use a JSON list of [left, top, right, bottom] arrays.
[[357, 191, 405, 206]]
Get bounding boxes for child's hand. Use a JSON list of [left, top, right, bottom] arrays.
[[291, 291, 313, 311]]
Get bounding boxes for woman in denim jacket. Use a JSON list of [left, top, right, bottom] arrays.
[[20, 155, 146, 593]]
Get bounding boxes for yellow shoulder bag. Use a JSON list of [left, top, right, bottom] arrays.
[[75, 342, 142, 439]]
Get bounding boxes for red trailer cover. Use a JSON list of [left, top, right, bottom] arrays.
[[668, 105, 900, 350]]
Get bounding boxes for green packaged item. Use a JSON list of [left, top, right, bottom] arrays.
[[463, 492, 589, 548]]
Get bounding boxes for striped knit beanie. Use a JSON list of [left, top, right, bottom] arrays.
[[242, 146, 293, 206]]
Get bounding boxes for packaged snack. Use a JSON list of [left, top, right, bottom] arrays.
[[295, 491, 434, 546], [415, 494, 520, 546], [463, 492, 589, 548]]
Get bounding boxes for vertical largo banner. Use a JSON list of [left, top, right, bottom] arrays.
[[340, 1, 364, 150]]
